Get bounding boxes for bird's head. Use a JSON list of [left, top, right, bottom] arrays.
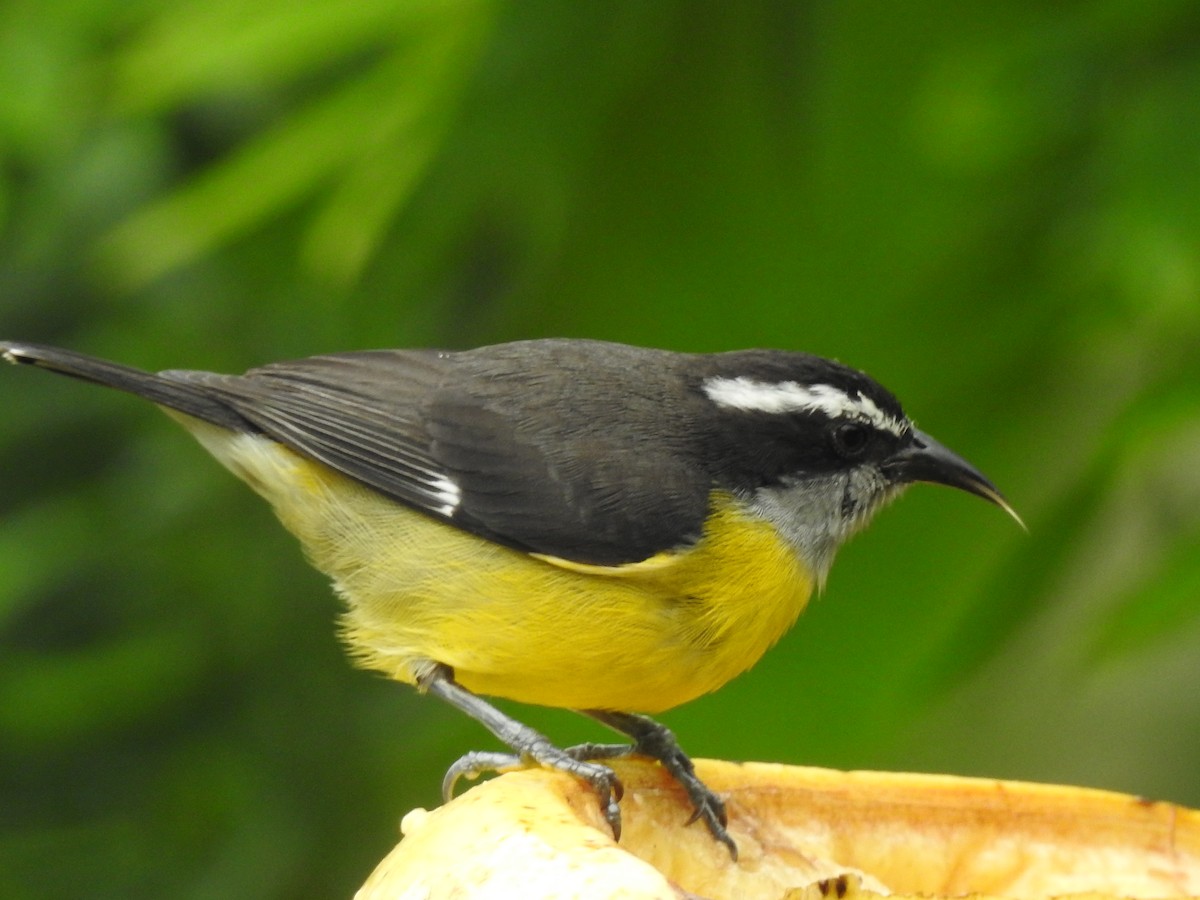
[[695, 352, 1021, 585]]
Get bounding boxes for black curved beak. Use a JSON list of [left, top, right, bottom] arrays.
[[885, 429, 1024, 529]]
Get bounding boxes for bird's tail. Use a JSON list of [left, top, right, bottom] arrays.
[[1, 341, 247, 431]]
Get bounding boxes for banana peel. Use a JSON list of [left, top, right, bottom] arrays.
[[356, 759, 1200, 899]]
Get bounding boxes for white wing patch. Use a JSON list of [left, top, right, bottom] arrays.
[[429, 474, 462, 516], [703, 376, 908, 437]]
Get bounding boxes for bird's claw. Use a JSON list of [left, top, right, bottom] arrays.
[[442, 746, 626, 840]]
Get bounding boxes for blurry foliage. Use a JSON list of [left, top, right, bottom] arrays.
[[100, 0, 493, 288], [1, 1, 1199, 897]]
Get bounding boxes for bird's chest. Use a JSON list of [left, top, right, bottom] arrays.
[[643, 497, 816, 689]]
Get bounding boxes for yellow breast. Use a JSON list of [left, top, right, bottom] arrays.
[[173, 415, 816, 714]]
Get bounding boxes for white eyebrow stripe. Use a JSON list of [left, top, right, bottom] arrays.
[[702, 376, 908, 437]]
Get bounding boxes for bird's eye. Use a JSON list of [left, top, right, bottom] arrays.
[[830, 422, 871, 458]]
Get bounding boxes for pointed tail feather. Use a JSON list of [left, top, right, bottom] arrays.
[[1, 341, 249, 432]]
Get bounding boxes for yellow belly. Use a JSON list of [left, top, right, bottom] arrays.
[[174, 417, 815, 714]]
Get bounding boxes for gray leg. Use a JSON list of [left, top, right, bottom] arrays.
[[583, 709, 737, 859], [421, 664, 624, 838]]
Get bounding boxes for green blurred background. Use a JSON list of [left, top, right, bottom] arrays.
[[2, 1, 1199, 896]]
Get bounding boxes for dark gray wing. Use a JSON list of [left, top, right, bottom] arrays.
[[164, 343, 709, 565], [166, 350, 463, 520]]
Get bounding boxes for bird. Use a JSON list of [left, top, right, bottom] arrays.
[[0, 337, 1019, 858]]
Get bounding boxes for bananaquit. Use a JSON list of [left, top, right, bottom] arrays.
[[1, 338, 1018, 857]]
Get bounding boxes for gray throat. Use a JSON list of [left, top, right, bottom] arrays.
[[749, 469, 906, 589]]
